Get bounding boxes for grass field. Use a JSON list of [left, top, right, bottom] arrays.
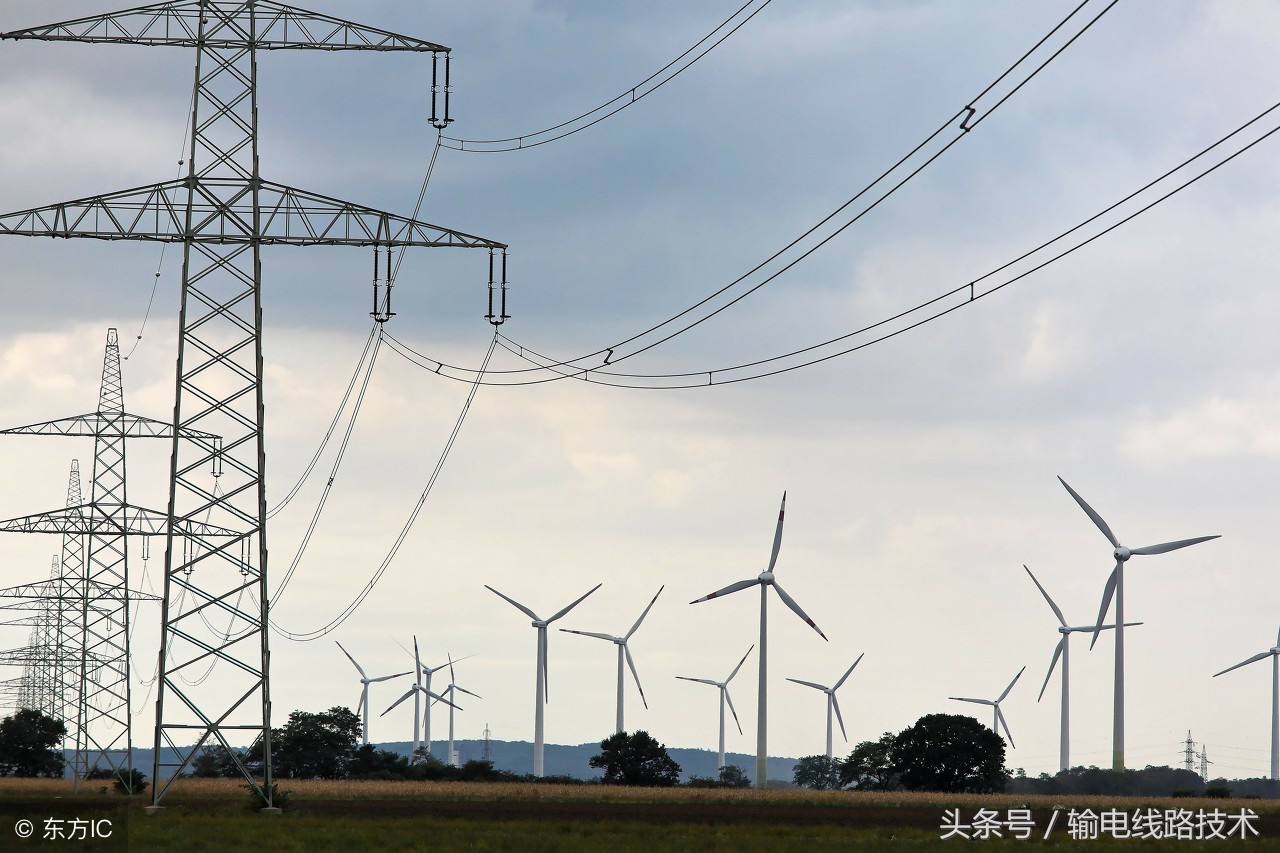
[[0, 778, 1277, 850]]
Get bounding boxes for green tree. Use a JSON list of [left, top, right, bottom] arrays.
[[892, 713, 1006, 793], [589, 730, 681, 787], [840, 732, 900, 790], [272, 706, 361, 779], [0, 709, 67, 778], [792, 755, 842, 790], [717, 764, 751, 788]]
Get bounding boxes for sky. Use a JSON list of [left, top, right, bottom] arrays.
[[1, 0, 1280, 780]]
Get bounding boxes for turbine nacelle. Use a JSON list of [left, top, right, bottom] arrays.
[[1114, 545, 1131, 562], [532, 620, 548, 629], [759, 571, 774, 584]]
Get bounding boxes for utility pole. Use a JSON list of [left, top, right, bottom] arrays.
[[0, 3, 504, 809]]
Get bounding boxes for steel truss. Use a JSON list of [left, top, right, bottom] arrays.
[[1, 2, 503, 807]]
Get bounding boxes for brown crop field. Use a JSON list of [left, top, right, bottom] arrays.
[[1, 778, 1279, 850]]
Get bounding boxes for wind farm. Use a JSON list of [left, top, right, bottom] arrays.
[[1, 0, 1280, 847]]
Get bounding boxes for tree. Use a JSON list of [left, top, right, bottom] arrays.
[[0, 709, 67, 778], [347, 744, 411, 779], [891, 713, 1006, 794], [191, 744, 245, 778], [717, 764, 751, 788], [840, 733, 900, 791], [792, 755, 842, 790], [272, 706, 361, 780], [589, 730, 681, 787]]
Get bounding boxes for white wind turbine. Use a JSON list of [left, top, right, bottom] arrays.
[[676, 645, 754, 771], [435, 653, 481, 768], [1212, 626, 1280, 781], [1058, 476, 1220, 771], [787, 653, 864, 760], [380, 636, 458, 759], [691, 492, 828, 788], [1024, 565, 1141, 772], [335, 641, 412, 746], [486, 582, 601, 777], [560, 585, 664, 733], [950, 667, 1025, 747]]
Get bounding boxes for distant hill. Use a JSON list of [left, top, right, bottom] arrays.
[[66, 740, 800, 784]]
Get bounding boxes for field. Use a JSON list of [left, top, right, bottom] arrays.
[[0, 778, 1278, 850]]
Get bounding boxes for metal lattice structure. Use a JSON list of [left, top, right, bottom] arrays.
[[1, 2, 503, 807]]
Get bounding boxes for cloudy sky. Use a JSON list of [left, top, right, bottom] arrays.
[[2, 0, 1280, 779]]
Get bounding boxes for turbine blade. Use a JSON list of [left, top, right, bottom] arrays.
[[1090, 564, 1120, 650], [548, 583, 602, 623], [724, 687, 743, 735], [949, 697, 994, 706], [453, 685, 482, 699], [485, 585, 540, 621], [559, 629, 616, 642], [786, 678, 828, 692], [357, 689, 366, 717], [413, 635, 422, 685], [772, 581, 828, 641], [368, 670, 413, 683], [766, 492, 787, 573], [834, 652, 865, 690], [998, 666, 1025, 703], [675, 676, 719, 686], [997, 706, 1015, 748], [1213, 651, 1273, 678], [1130, 535, 1220, 556], [832, 695, 847, 741], [624, 645, 647, 709], [1038, 639, 1064, 703], [447, 652, 456, 686], [335, 640, 366, 678], [1024, 565, 1067, 627], [726, 645, 755, 682], [540, 628, 549, 703], [690, 578, 759, 604], [381, 687, 415, 717], [425, 689, 460, 710], [1058, 476, 1119, 547], [625, 585, 664, 639]]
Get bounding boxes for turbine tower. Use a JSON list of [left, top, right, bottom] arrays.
[[1212, 626, 1280, 781], [560, 585, 663, 733], [335, 641, 410, 746], [950, 666, 1025, 746], [437, 653, 480, 767], [0, 4, 504, 808], [486, 583, 601, 776], [786, 653, 864, 760], [691, 492, 828, 788], [1057, 476, 1219, 771], [676, 645, 753, 771], [1024, 565, 1139, 772]]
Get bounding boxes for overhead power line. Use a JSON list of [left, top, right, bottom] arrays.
[[440, 0, 775, 153], [383, 95, 1280, 389], [401, 0, 1117, 381]]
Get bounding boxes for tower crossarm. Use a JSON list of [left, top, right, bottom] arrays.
[[0, 179, 505, 249], [0, 504, 239, 538], [0, 412, 218, 441], [0, 2, 448, 53]]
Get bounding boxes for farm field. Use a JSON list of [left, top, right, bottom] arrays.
[[1, 779, 1279, 850]]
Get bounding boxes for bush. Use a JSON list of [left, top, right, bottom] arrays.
[[244, 781, 290, 811]]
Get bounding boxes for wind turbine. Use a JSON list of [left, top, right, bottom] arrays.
[[1024, 566, 1141, 772], [486, 582, 601, 777], [1212, 626, 1280, 781], [379, 636, 458, 759], [1058, 476, 1219, 771], [334, 641, 411, 746], [950, 667, 1025, 746], [691, 492, 828, 788], [676, 645, 753, 771], [435, 653, 481, 768], [560, 585, 664, 733], [786, 653, 864, 760]]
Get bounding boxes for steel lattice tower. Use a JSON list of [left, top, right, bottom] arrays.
[[0, 3, 504, 807], [0, 333, 211, 788]]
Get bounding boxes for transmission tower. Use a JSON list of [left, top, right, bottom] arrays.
[[0, 3, 504, 809], [1183, 730, 1195, 774], [0, 332, 213, 789], [1199, 746, 1211, 781], [482, 723, 492, 762]]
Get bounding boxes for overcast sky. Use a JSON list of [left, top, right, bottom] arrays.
[[2, 0, 1280, 779]]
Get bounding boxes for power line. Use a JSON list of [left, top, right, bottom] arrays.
[[439, 0, 775, 153], [384, 93, 1280, 390], [405, 0, 1117, 381], [269, 332, 499, 642]]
